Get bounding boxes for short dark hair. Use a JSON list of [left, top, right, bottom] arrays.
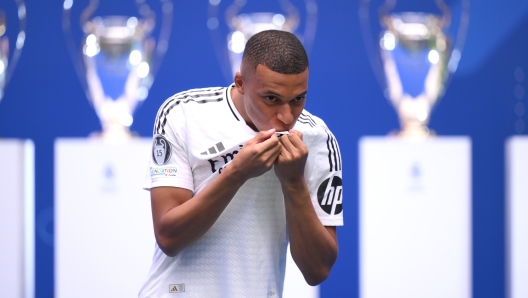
[[241, 30, 309, 75]]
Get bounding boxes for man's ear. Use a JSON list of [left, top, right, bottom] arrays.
[[234, 71, 244, 95]]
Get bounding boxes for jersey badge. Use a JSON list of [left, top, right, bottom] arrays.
[[200, 142, 225, 155], [152, 135, 172, 165], [150, 166, 178, 177], [169, 283, 185, 293]]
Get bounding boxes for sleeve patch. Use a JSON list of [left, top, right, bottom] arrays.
[[317, 176, 343, 215], [152, 135, 172, 165], [150, 166, 178, 177]]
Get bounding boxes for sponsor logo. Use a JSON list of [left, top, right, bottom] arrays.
[[150, 166, 178, 177], [169, 284, 185, 293], [152, 135, 172, 165], [317, 176, 343, 215], [200, 142, 226, 155], [207, 144, 244, 174]]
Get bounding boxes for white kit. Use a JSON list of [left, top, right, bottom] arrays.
[[140, 86, 343, 298]]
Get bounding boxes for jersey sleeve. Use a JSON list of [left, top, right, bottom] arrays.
[[143, 104, 194, 191], [305, 123, 344, 226]]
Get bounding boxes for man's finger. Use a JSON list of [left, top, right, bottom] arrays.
[[287, 132, 305, 148], [261, 141, 282, 165], [246, 129, 276, 146], [257, 133, 281, 152], [279, 134, 295, 153], [289, 129, 303, 140], [270, 143, 283, 160]]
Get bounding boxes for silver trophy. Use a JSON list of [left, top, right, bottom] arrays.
[[0, 0, 26, 102], [208, 0, 317, 81], [63, 0, 172, 141], [359, 0, 470, 137]]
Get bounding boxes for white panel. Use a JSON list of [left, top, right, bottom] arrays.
[[0, 139, 35, 298], [359, 137, 472, 298], [55, 139, 155, 298], [506, 136, 528, 298]]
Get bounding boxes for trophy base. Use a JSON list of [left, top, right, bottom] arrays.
[[392, 123, 436, 139], [89, 129, 140, 143]]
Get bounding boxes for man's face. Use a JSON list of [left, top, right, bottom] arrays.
[[236, 64, 309, 132]]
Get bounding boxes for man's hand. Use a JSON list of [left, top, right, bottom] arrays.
[[274, 129, 308, 184], [274, 130, 338, 285], [229, 129, 282, 181]]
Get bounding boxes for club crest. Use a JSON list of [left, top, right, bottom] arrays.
[[152, 135, 172, 165]]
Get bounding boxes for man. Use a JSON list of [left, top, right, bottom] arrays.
[[140, 30, 343, 298]]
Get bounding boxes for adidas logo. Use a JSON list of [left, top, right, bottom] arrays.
[[200, 142, 225, 155], [169, 283, 185, 293]]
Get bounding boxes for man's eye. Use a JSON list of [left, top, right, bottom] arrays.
[[266, 96, 276, 101], [294, 96, 305, 102]]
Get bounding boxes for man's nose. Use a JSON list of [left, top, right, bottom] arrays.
[[276, 104, 293, 125]]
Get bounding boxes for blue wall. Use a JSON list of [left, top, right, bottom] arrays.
[[0, 1, 527, 297]]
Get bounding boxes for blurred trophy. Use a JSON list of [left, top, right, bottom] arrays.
[[208, 0, 318, 81], [63, 0, 173, 141], [0, 0, 26, 102], [359, 0, 470, 137]]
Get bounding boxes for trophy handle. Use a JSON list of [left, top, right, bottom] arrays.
[[435, 0, 452, 28], [278, 0, 301, 33], [359, 0, 386, 94], [2, 0, 26, 90], [447, 0, 469, 74], [276, 0, 318, 53], [62, 0, 95, 104], [135, 0, 173, 80], [300, 0, 317, 53]]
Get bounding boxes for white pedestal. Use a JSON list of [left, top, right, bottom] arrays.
[[55, 138, 155, 298], [506, 136, 528, 298], [359, 137, 472, 298], [0, 139, 35, 298]]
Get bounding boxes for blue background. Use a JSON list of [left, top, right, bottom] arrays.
[[0, 0, 527, 297]]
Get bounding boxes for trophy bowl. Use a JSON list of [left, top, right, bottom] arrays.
[[63, 0, 173, 142], [359, 0, 470, 137], [0, 0, 26, 103], [208, 0, 317, 82]]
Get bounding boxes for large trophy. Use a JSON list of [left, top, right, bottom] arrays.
[[0, 0, 26, 102], [63, 0, 173, 141], [208, 0, 318, 81], [359, 0, 470, 137]]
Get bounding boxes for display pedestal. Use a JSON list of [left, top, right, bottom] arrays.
[[55, 138, 154, 298], [359, 137, 471, 298], [506, 136, 528, 298], [0, 139, 35, 298]]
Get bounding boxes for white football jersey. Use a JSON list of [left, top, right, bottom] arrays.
[[140, 85, 343, 298]]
